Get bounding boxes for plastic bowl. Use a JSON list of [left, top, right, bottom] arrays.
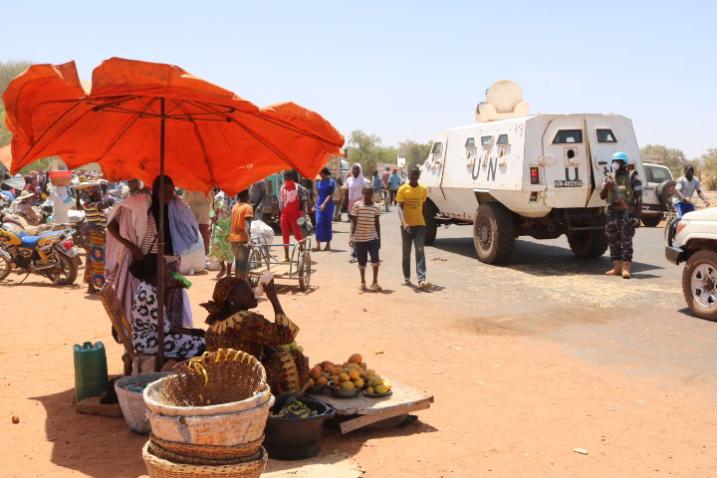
[[265, 396, 336, 460], [115, 372, 170, 434]]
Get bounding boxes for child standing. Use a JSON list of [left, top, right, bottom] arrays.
[[351, 186, 382, 291]]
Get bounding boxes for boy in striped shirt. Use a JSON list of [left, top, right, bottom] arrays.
[[350, 186, 382, 291]]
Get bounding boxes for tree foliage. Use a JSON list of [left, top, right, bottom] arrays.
[[398, 140, 432, 170], [699, 148, 717, 190], [639, 144, 689, 177], [344, 130, 432, 176]]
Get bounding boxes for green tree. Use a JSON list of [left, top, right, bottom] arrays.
[[639, 144, 688, 177], [0, 60, 63, 173], [699, 148, 717, 190], [346, 130, 384, 174], [398, 140, 432, 170]]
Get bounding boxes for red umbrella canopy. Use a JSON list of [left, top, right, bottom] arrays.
[[3, 58, 344, 194]]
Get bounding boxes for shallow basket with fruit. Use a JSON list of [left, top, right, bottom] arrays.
[[327, 380, 361, 398]]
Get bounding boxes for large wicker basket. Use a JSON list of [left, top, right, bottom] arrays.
[[142, 441, 268, 478], [143, 349, 273, 446], [149, 434, 265, 461]]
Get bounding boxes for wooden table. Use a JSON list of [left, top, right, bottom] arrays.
[[307, 380, 433, 434]]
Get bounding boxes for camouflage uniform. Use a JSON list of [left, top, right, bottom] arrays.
[[605, 170, 642, 262]]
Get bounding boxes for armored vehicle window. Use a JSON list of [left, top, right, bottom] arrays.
[[497, 134, 509, 145], [431, 142, 443, 154], [553, 129, 583, 144], [481, 136, 493, 147], [465, 137, 476, 148], [596, 129, 617, 143]]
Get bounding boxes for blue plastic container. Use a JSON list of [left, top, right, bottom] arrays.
[[73, 341, 108, 402]]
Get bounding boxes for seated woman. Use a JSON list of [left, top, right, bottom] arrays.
[[129, 254, 205, 360], [202, 276, 309, 395]]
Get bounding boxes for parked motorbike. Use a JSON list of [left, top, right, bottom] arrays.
[[0, 225, 80, 285]]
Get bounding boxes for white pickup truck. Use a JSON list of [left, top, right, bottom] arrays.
[[665, 208, 717, 320]]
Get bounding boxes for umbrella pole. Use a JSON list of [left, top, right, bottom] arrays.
[[156, 97, 166, 372]]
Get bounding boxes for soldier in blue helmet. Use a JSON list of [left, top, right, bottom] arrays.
[[600, 152, 643, 279]]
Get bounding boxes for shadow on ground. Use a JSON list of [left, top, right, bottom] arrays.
[[431, 237, 662, 277], [32, 387, 436, 478], [31, 388, 146, 478], [265, 417, 438, 474]]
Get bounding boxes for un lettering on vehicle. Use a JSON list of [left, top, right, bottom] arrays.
[[554, 167, 582, 187]]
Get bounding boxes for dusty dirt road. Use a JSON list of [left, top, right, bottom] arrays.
[[2, 211, 716, 477]]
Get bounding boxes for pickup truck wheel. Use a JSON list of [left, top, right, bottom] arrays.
[[423, 201, 438, 246], [567, 230, 608, 258], [641, 215, 662, 227], [683, 250, 717, 321], [473, 203, 515, 264]]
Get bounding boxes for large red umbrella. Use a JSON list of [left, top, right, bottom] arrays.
[[4, 58, 344, 368]]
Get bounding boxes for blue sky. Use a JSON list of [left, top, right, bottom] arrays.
[[4, 0, 716, 158]]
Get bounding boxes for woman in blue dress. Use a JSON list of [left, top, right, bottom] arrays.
[[312, 167, 335, 251]]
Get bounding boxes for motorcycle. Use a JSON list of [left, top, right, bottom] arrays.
[[0, 224, 80, 285]]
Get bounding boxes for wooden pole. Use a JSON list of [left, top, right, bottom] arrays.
[[155, 97, 166, 371]]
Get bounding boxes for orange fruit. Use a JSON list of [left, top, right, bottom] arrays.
[[348, 370, 360, 380], [349, 353, 363, 364], [339, 372, 350, 382]]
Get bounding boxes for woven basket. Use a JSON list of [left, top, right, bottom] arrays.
[[166, 349, 267, 407], [143, 349, 273, 446], [145, 382, 273, 446], [149, 434, 265, 460], [142, 441, 267, 478], [147, 439, 263, 466]]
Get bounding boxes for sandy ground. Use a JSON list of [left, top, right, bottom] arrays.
[[2, 214, 717, 477]]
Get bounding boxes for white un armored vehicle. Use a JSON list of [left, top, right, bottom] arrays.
[[421, 80, 660, 264]]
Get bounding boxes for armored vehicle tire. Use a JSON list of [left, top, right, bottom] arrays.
[[682, 250, 717, 321], [472, 203, 515, 264], [641, 215, 662, 227], [424, 201, 438, 246], [567, 230, 608, 258]]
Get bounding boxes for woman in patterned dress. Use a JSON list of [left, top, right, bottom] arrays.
[[202, 276, 309, 395], [129, 253, 204, 359], [209, 189, 236, 278], [106, 175, 200, 328]]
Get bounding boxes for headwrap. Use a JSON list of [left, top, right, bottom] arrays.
[[201, 277, 246, 324]]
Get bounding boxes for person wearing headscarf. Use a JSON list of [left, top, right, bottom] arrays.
[[106, 175, 200, 326], [346, 164, 367, 260], [76, 182, 111, 293], [346, 163, 367, 214], [312, 167, 335, 251], [202, 275, 309, 395], [209, 187, 237, 278]]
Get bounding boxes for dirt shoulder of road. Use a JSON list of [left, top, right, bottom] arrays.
[[2, 219, 716, 477]]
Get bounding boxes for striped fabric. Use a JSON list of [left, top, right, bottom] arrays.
[[350, 201, 380, 242]]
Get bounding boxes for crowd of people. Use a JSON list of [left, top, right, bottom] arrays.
[[0, 163, 429, 391]]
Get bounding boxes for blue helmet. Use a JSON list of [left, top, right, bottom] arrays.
[[612, 151, 629, 163]]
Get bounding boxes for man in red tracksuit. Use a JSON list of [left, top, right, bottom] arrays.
[[279, 170, 306, 262]]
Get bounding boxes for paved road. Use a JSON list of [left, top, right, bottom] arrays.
[[336, 208, 717, 388]]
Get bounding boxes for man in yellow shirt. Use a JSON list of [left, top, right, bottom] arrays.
[[396, 167, 429, 288]]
